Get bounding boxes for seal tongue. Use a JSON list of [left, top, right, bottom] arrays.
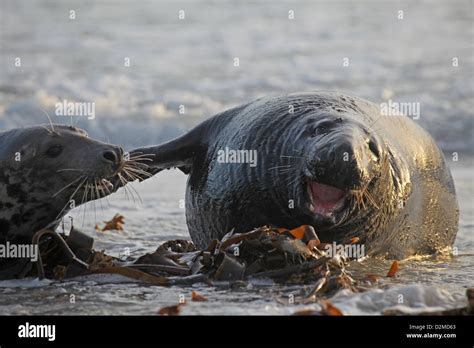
[[309, 182, 346, 213]]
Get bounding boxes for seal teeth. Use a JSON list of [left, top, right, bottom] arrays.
[[97, 178, 114, 191], [83, 179, 114, 192], [307, 184, 315, 203]]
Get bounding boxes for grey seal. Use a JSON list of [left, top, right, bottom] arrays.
[[128, 92, 459, 259], [0, 124, 128, 244]]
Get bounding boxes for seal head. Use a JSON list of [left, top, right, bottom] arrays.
[[0, 124, 124, 243], [287, 109, 412, 251]]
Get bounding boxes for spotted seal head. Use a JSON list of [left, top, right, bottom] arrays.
[[0, 124, 125, 244], [127, 92, 459, 259]]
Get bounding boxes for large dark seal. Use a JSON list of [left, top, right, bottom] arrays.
[[130, 92, 458, 259], [0, 124, 126, 244]]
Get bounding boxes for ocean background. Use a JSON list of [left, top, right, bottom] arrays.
[[0, 0, 472, 315]]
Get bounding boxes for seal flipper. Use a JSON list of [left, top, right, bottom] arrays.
[[122, 102, 251, 183], [127, 121, 209, 180], [131, 137, 194, 175]]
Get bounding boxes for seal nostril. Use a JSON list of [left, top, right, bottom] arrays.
[[103, 150, 117, 164]]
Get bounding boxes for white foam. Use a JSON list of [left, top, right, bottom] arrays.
[[0, 277, 52, 288], [330, 284, 466, 315]]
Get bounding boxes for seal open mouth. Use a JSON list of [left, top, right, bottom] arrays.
[[85, 178, 114, 191], [93, 157, 126, 192], [97, 178, 114, 191], [307, 182, 348, 216]]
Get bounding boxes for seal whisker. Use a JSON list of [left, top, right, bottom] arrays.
[[121, 169, 144, 204], [81, 180, 89, 226], [285, 175, 301, 188], [124, 160, 152, 172], [118, 173, 137, 204], [56, 176, 87, 220], [74, 183, 84, 220], [280, 155, 305, 159], [125, 160, 153, 169], [128, 154, 155, 161], [125, 160, 151, 168], [52, 175, 85, 197], [128, 152, 155, 157], [39, 108, 58, 135], [366, 115, 383, 133], [281, 164, 303, 186], [124, 184, 138, 205], [56, 168, 88, 173], [90, 181, 97, 223], [124, 168, 145, 187], [123, 165, 153, 178], [363, 189, 379, 209], [350, 191, 359, 211], [123, 163, 151, 176], [128, 154, 156, 162], [277, 169, 293, 175], [79, 179, 89, 218], [89, 183, 98, 221], [94, 180, 104, 214], [117, 174, 130, 201], [103, 182, 115, 207], [126, 169, 153, 179], [277, 169, 295, 179], [39, 124, 54, 135], [123, 168, 144, 182], [128, 158, 154, 163], [267, 165, 292, 171], [360, 188, 367, 209], [129, 184, 143, 205], [349, 189, 365, 211]]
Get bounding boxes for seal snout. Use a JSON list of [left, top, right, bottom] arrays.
[[99, 145, 125, 173], [101, 146, 123, 166], [103, 149, 119, 164], [95, 146, 125, 190], [309, 141, 362, 190], [305, 132, 373, 219]]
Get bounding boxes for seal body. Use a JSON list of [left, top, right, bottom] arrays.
[[0, 125, 124, 244], [133, 92, 458, 258]]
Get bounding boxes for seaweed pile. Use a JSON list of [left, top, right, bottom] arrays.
[[36, 225, 356, 293], [1, 222, 472, 316]]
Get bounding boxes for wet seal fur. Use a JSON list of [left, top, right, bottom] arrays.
[[0, 125, 124, 244], [131, 92, 459, 259]]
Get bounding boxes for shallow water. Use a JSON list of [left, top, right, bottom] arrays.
[[0, 164, 472, 315], [0, 0, 473, 314]]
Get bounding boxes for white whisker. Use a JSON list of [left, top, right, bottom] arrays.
[[52, 175, 84, 197]]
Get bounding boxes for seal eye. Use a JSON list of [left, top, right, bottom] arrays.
[[314, 126, 328, 136], [46, 145, 63, 158], [368, 140, 379, 159]]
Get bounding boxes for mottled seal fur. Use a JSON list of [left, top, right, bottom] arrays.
[[130, 92, 458, 259], [0, 124, 124, 244]]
